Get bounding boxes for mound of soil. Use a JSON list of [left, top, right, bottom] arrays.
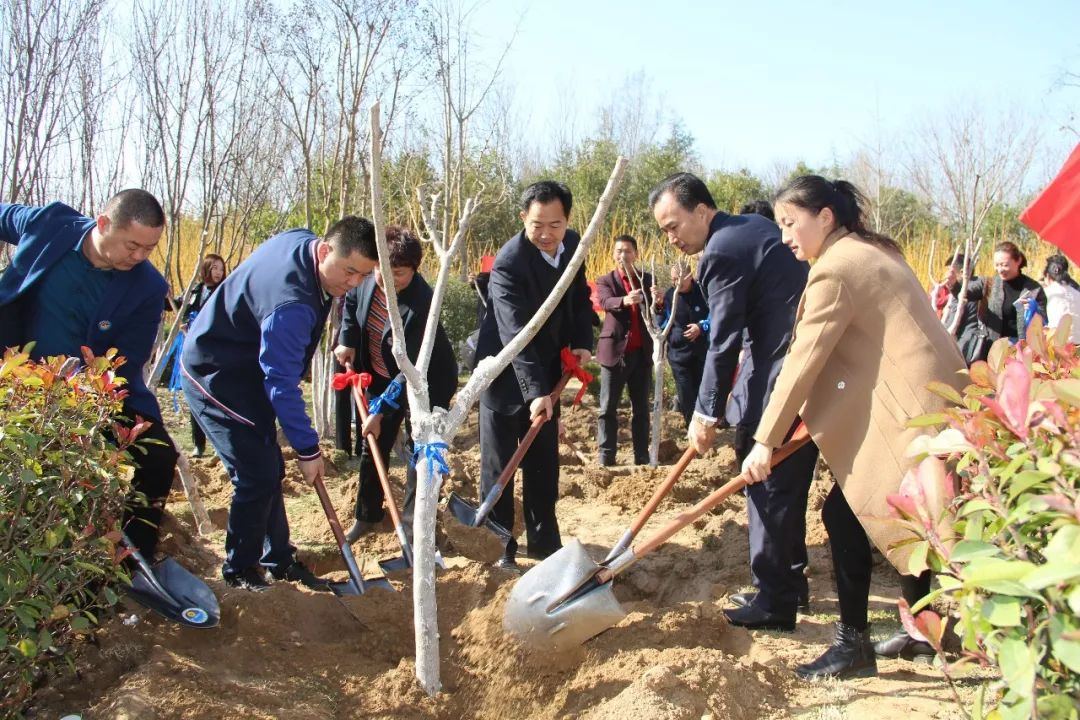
[[26, 391, 975, 719]]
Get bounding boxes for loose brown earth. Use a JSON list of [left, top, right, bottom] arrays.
[[28, 389, 988, 719]]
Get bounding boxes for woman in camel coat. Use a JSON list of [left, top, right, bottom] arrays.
[[742, 175, 966, 680]]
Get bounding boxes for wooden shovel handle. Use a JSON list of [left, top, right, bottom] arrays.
[[351, 384, 406, 532], [599, 423, 812, 583], [626, 446, 698, 538], [313, 475, 348, 548], [490, 371, 573, 492]]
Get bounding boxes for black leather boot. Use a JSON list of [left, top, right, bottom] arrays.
[[874, 629, 936, 660], [795, 622, 877, 680]]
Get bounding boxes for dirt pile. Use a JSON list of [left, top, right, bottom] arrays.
[[27, 394, 969, 719]]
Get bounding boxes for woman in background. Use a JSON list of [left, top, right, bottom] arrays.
[[1042, 254, 1080, 344], [181, 254, 227, 456]]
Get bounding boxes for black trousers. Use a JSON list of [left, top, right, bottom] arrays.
[[736, 424, 817, 615], [479, 402, 561, 559], [822, 483, 932, 629], [333, 356, 355, 454], [121, 416, 179, 560], [597, 347, 651, 464], [353, 373, 416, 522], [190, 412, 206, 454], [669, 352, 705, 426]]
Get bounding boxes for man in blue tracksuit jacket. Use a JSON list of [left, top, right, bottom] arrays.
[[0, 190, 178, 561], [180, 216, 378, 592]]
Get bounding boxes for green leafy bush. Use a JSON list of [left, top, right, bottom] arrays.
[[438, 276, 482, 349], [892, 315, 1080, 720], [1, 347, 139, 716]]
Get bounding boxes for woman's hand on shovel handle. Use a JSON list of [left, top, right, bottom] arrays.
[[333, 345, 355, 368], [741, 442, 773, 485], [362, 412, 382, 439], [299, 456, 326, 486]]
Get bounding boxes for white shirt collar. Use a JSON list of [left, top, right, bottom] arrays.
[[540, 242, 565, 269]]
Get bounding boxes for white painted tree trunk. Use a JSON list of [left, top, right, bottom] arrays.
[[369, 100, 628, 696]]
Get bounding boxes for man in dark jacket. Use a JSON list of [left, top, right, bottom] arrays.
[[180, 217, 377, 592], [0, 191, 178, 562], [475, 180, 594, 569], [594, 235, 656, 465], [661, 263, 709, 426], [333, 225, 458, 541], [650, 173, 818, 631]]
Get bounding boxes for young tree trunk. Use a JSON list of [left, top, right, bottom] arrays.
[[369, 101, 628, 696]]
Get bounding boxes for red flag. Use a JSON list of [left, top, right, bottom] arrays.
[[1021, 142, 1080, 265], [479, 255, 495, 273]]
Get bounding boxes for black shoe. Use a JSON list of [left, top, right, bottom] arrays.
[[598, 456, 615, 467], [634, 457, 650, 466], [191, 448, 204, 458], [223, 566, 270, 592], [270, 560, 332, 593], [493, 557, 521, 572], [795, 623, 878, 680], [730, 591, 810, 614], [525, 546, 561, 561], [874, 629, 936, 660], [723, 603, 796, 632], [344, 519, 376, 544]]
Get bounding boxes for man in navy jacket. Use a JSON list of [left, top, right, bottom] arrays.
[[650, 173, 818, 631], [333, 225, 458, 541], [181, 217, 377, 591], [475, 181, 593, 569], [0, 191, 178, 562]]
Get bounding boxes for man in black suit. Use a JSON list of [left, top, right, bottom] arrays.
[[661, 263, 709, 426], [334, 225, 458, 541], [475, 180, 594, 569], [594, 235, 656, 466], [650, 173, 818, 631]]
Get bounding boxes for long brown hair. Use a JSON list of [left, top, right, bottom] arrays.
[[774, 175, 901, 253], [201, 253, 226, 287]]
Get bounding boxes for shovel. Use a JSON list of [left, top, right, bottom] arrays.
[[349, 380, 445, 573], [122, 534, 220, 628], [446, 371, 573, 542], [602, 422, 811, 562], [504, 427, 813, 650], [312, 474, 394, 595]]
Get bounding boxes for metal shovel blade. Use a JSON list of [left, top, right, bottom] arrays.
[[127, 557, 220, 628], [503, 539, 626, 651], [378, 551, 446, 574], [447, 491, 512, 543]]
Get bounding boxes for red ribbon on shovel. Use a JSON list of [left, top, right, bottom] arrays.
[[560, 347, 593, 406], [331, 368, 362, 390]]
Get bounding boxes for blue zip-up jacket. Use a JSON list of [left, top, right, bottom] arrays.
[[181, 229, 330, 459], [0, 202, 167, 421]]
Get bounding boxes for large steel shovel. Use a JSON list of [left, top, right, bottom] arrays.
[[349, 378, 445, 573], [602, 422, 811, 562], [122, 534, 220, 628], [504, 428, 812, 650], [312, 474, 394, 595], [446, 371, 573, 542]]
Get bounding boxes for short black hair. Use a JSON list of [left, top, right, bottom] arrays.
[[739, 199, 774, 222], [648, 172, 716, 212], [103, 189, 166, 229], [613, 234, 638, 252], [325, 216, 377, 259], [386, 224, 422, 270], [520, 180, 572, 217]]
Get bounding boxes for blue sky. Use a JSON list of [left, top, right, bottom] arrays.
[[469, 0, 1080, 176]]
